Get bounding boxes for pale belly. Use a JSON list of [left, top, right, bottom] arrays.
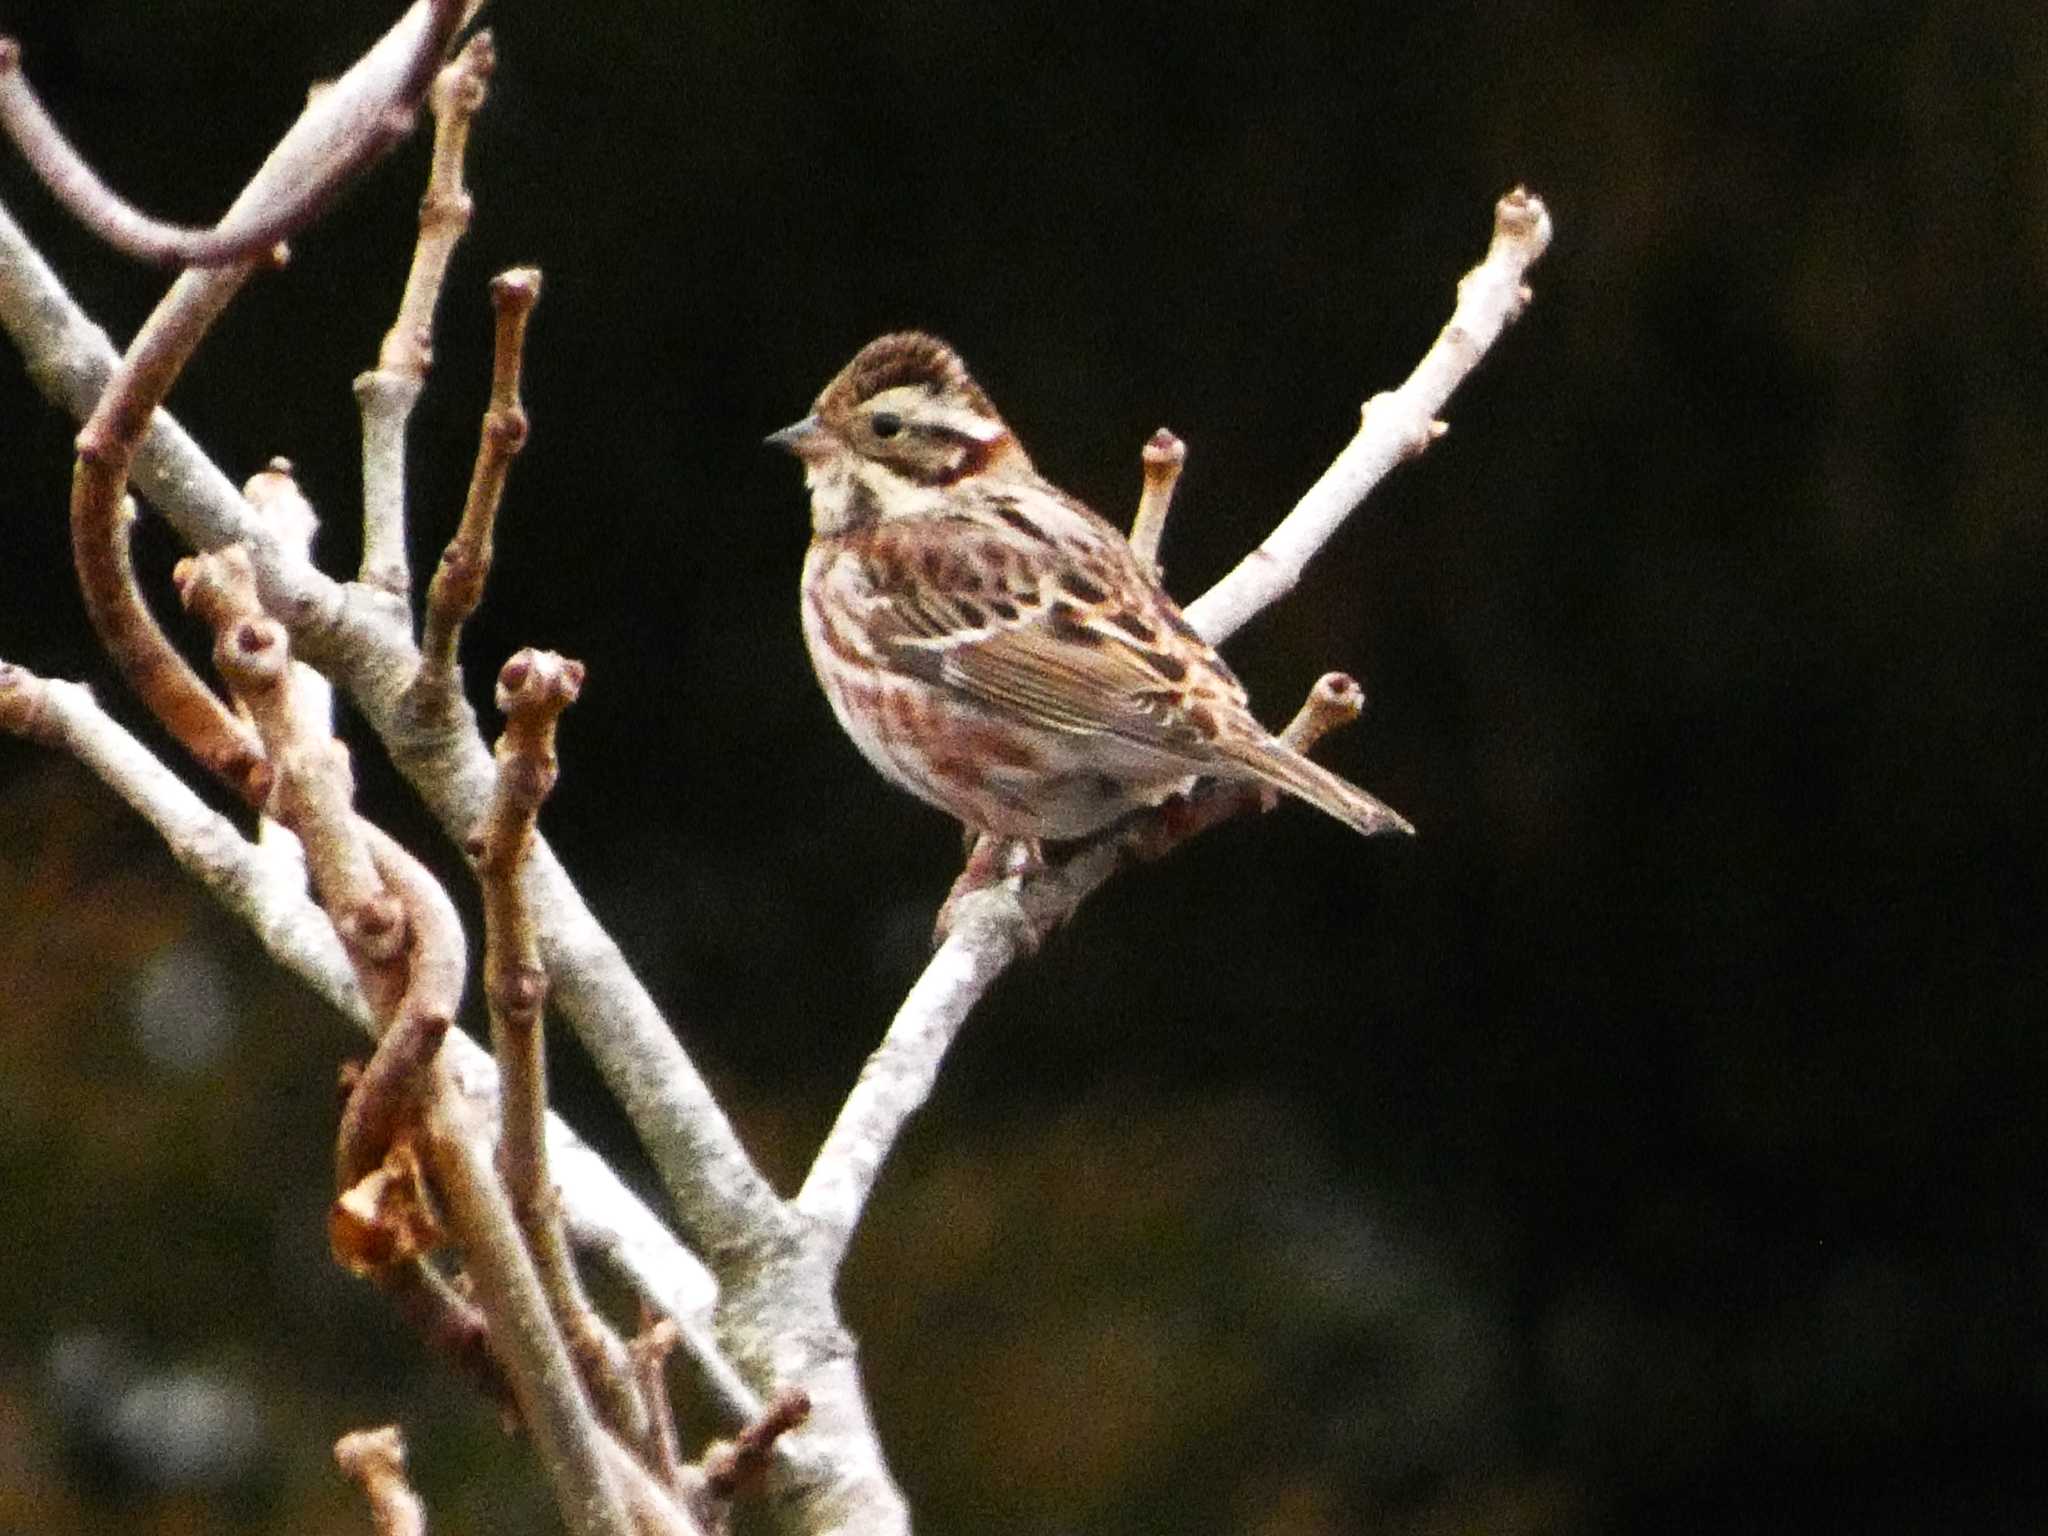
[[799, 554, 1194, 839]]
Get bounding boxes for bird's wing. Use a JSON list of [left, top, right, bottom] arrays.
[[858, 498, 1251, 759]]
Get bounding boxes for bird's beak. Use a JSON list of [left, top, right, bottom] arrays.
[[764, 414, 826, 457]]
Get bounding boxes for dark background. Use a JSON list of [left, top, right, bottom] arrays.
[[3, 2, 2045, 1532]]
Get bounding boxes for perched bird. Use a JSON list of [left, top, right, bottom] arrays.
[[769, 332, 1412, 848]]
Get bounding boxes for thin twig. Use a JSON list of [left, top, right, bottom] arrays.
[[0, 660, 724, 1364], [477, 647, 650, 1452], [631, 1316, 688, 1492], [423, 1083, 639, 1536], [1279, 671, 1365, 753], [357, 29, 498, 598], [795, 191, 1552, 1267], [335, 1425, 426, 1536], [420, 267, 539, 686], [72, 270, 269, 806], [0, 0, 466, 268], [2, 193, 799, 1276], [174, 543, 468, 1190], [1185, 187, 1553, 645], [700, 1388, 813, 1501], [243, 461, 328, 875], [340, 824, 469, 1178], [57, 0, 488, 802], [1128, 427, 1186, 575], [175, 546, 407, 979]]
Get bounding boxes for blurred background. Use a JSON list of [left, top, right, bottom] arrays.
[[3, 1, 2046, 1532]]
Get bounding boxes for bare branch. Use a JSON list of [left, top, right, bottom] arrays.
[[804, 200, 1555, 1232], [700, 1388, 813, 1502], [423, 1083, 639, 1536], [631, 1316, 688, 1492], [0, 0, 466, 268], [72, 272, 269, 806], [420, 267, 538, 684], [377, 31, 495, 381], [478, 651, 580, 1209], [1, 197, 796, 1271], [1279, 670, 1365, 753], [799, 658, 1381, 1261], [243, 461, 330, 873], [796, 898, 1030, 1264], [477, 648, 651, 1452], [176, 545, 408, 979], [335, 1425, 426, 1536], [164, 532, 647, 1531], [0, 660, 373, 1022], [1128, 427, 1186, 574], [1185, 187, 1553, 645], [0, 659, 722, 1351], [55, 2, 486, 800], [357, 30, 498, 598]]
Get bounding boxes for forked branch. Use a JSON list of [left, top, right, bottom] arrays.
[[798, 188, 1553, 1269], [0, 0, 468, 268]]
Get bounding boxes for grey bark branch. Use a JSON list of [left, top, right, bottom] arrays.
[[0, 666, 719, 1337], [794, 188, 1555, 1280], [0, 189, 794, 1271]]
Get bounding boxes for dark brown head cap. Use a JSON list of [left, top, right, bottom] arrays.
[[813, 332, 999, 423]]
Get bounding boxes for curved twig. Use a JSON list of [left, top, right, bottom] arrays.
[[72, 271, 269, 805], [0, 0, 467, 268], [3, 189, 799, 1280], [0, 661, 724, 1374]]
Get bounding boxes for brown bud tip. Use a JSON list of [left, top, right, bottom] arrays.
[[73, 425, 116, 465], [0, 38, 23, 71], [1317, 671, 1362, 703], [466, 30, 499, 78], [497, 654, 531, 693], [491, 267, 543, 307], [232, 620, 273, 656], [774, 1387, 813, 1428], [1142, 429, 1187, 470], [334, 1424, 407, 1479]]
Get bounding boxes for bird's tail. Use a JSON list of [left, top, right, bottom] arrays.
[[1220, 737, 1415, 839]]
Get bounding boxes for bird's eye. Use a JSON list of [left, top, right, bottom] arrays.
[[871, 410, 903, 439]]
